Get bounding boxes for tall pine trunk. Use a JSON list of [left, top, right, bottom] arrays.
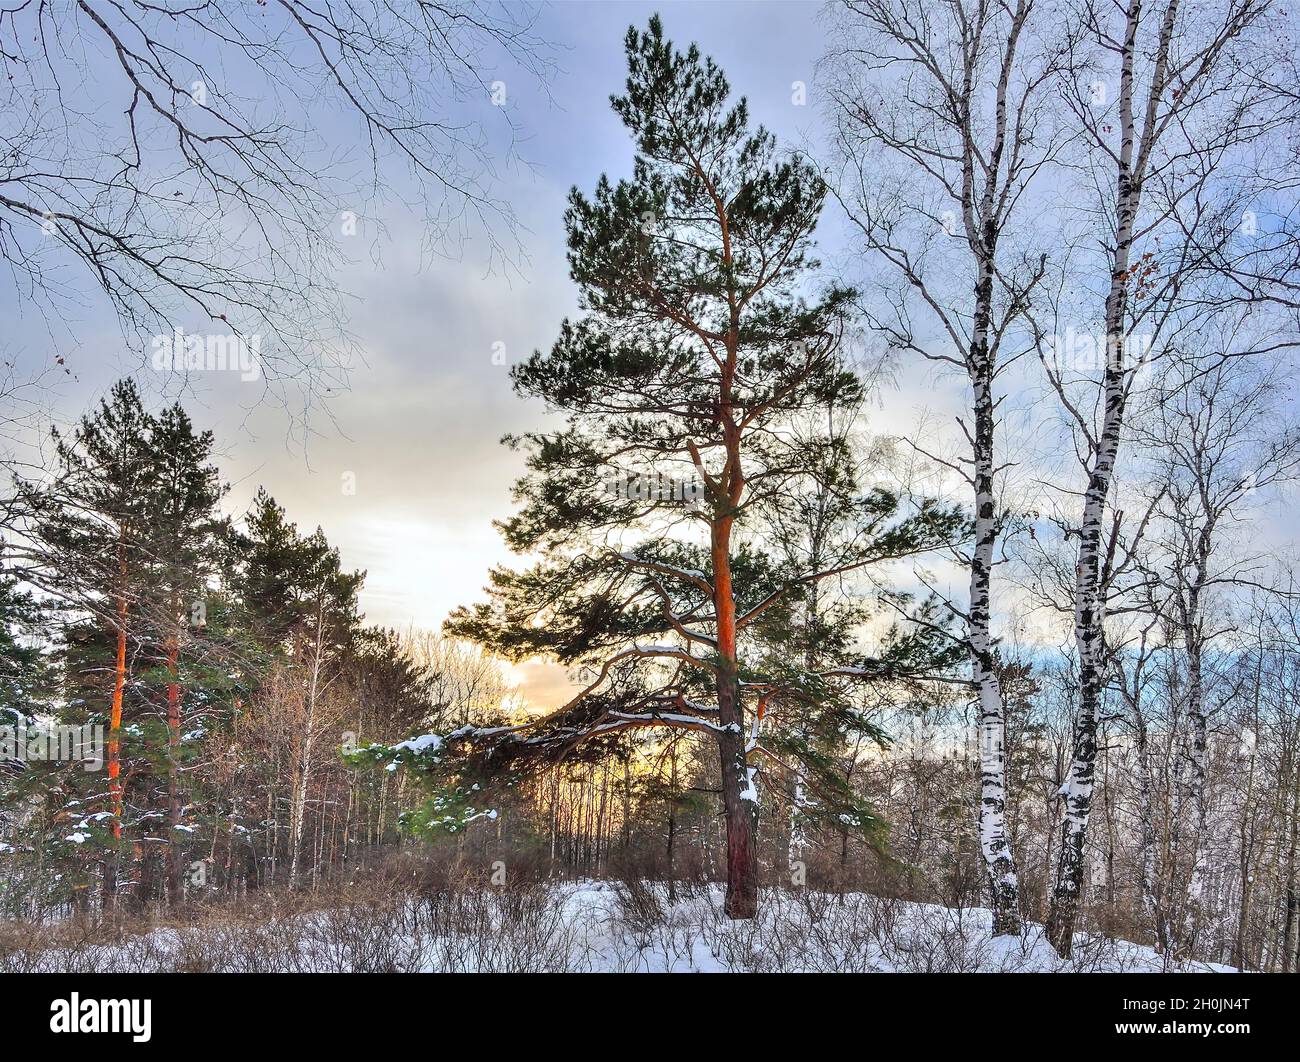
[[164, 613, 183, 905], [713, 515, 758, 919], [104, 540, 129, 911], [666, 753, 678, 903]]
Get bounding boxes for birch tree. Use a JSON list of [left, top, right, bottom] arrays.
[[1033, 0, 1295, 955], [825, 0, 1065, 934], [232, 491, 362, 887], [1127, 355, 1300, 953]]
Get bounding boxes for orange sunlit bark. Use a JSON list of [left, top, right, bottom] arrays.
[[108, 602, 126, 841]]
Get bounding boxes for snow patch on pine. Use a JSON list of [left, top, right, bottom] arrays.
[[392, 734, 445, 755]]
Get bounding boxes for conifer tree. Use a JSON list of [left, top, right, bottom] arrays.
[[0, 572, 62, 912], [11, 383, 232, 906], [0, 572, 54, 730], [231, 490, 363, 884], [142, 404, 227, 903], [438, 17, 960, 917], [21, 380, 157, 906]]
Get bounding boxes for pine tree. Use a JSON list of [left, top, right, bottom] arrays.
[[141, 403, 227, 903], [233, 489, 313, 653], [0, 572, 54, 730], [11, 383, 234, 907], [435, 17, 960, 917], [0, 571, 63, 912], [22, 380, 158, 907]]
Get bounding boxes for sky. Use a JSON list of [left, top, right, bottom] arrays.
[[4, 1, 1295, 708], [4, 1, 911, 706], [267, 0, 884, 703]]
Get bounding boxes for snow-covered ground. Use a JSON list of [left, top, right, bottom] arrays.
[[1, 882, 1236, 973], [547, 884, 1235, 973]]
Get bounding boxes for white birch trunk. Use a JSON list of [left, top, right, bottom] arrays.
[[1046, 0, 1181, 956], [970, 370, 1020, 934], [289, 607, 325, 888]]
